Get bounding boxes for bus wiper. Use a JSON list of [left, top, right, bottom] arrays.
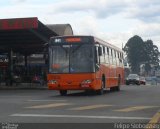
[[71, 45, 82, 53], [60, 45, 70, 53]]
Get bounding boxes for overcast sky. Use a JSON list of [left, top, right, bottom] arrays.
[[0, 0, 160, 49]]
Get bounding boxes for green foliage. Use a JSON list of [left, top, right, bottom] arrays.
[[123, 35, 144, 73], [124, 35, 160, 74], [143, 40, 160, 73]]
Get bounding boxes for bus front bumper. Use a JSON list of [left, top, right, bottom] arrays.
[[48, 82, 94, 90]]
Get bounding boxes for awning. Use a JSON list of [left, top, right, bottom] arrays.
[[0, 17, 58, 54]]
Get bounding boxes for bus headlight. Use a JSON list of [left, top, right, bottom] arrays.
[[81, 80, 92, 84], [81, 80, 92, 87]]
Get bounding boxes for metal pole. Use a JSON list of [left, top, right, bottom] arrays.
[[8, 49, 13, 86], [24, 54, 28, 75]]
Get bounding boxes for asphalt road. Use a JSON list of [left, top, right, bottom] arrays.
[[0, 84, 160, 128]]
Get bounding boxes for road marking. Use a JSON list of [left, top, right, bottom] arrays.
[[25, 103, 71, 109], [28, 100, 67, 102], [70, 104, 112, 110], [11, 114, 151, 120], [149, 111, 160, 123], [145, 111, 160, 129], [115, 106, 159, 112]]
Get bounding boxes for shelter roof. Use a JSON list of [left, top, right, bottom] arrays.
[[0, 17, 58, 54]]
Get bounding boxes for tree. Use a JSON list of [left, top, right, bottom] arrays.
[[143, 40, 160, 74], [123, 35, 144, 74], [124, 35, 160, 75]]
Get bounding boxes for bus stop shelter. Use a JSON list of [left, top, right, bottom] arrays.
[[0, 17, 73, 86]]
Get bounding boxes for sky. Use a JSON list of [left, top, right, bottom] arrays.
[[0, 0, 160, 50]]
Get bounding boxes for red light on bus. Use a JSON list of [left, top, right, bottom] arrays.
[[65, 38, 81, 42]]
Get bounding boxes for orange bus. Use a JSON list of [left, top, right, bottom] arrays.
[[47, 36, 124, 95]]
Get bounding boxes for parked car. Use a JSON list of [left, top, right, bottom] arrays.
[[32, 75, 44, 85], [126, 74, 140, 85], [146, 76, 158, 85], [139, 76, 146, 85]]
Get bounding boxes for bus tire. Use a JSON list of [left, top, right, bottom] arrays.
[[110, 87, 116, 91], [111, 76, 121, 92], [116, 75, 121, 91], [115, 86, 120, 91], [96, 78, 105, 95], [59, 90, 67, 96]]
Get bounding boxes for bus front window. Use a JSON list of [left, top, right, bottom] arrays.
[[70, 44, 94, 73], [49, 44, 94, 73], [49, 45, 69, 73]]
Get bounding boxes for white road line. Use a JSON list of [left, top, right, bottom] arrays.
[[28, 100, 67, 102], [11, 114, 151, 120]]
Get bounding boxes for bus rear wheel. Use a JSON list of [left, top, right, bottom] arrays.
[[110, 76, 121, 91], [115, 76, 121, 91], [59, 90, 67, 96]]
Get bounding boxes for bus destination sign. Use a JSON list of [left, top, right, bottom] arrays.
[[0, 17, 38, 30], [52, 37, 91, 44], [65, 38, 81, 42]]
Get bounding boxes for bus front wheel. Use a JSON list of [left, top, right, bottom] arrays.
[[59, 90, 67, 96], [96, 79, 105, 95]]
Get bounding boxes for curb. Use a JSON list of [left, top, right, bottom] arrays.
[[0, 87, 48, 90], [0, 85, 48, 90]]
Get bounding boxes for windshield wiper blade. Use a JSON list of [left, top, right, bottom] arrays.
[[71, 45, 82, 53]]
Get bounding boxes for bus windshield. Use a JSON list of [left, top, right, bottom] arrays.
[[49, 44, 94, 73]]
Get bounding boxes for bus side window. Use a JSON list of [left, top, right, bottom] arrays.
[[103, 46, 105, 54], [112, 50, 115, 65], [95, 46, 100, 64], [119, 53, 122, 66], [108, 48, 111, 65], [118, 52, 120, 66], [95, 46, 100, 71], [100, 45, 105, 63], [116, 51, 119, 66], [121, 53, 124, 66], [114, 50, 117, 65], [110, 49, 113, 65], [122, 53, 124, 65], [98, 46, 102, 56], [105, 47, 109, 64]]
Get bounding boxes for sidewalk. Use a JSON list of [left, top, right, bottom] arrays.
[[0, 83, 48, 90]]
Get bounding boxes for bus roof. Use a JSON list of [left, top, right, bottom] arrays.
[[50, 35, 123, 53], [94, 36, 123, 52]]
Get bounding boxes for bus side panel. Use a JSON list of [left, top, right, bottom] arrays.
[[93, 65, 120, 90], [96, 64, 124, 89], [116, 67, 124, 85]]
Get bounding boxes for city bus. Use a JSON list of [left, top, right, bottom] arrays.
[[47, 36, 124, 95]]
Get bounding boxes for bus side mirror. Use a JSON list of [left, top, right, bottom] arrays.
[[95, 64, 100, 71], [98, 47, 102, 56]]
